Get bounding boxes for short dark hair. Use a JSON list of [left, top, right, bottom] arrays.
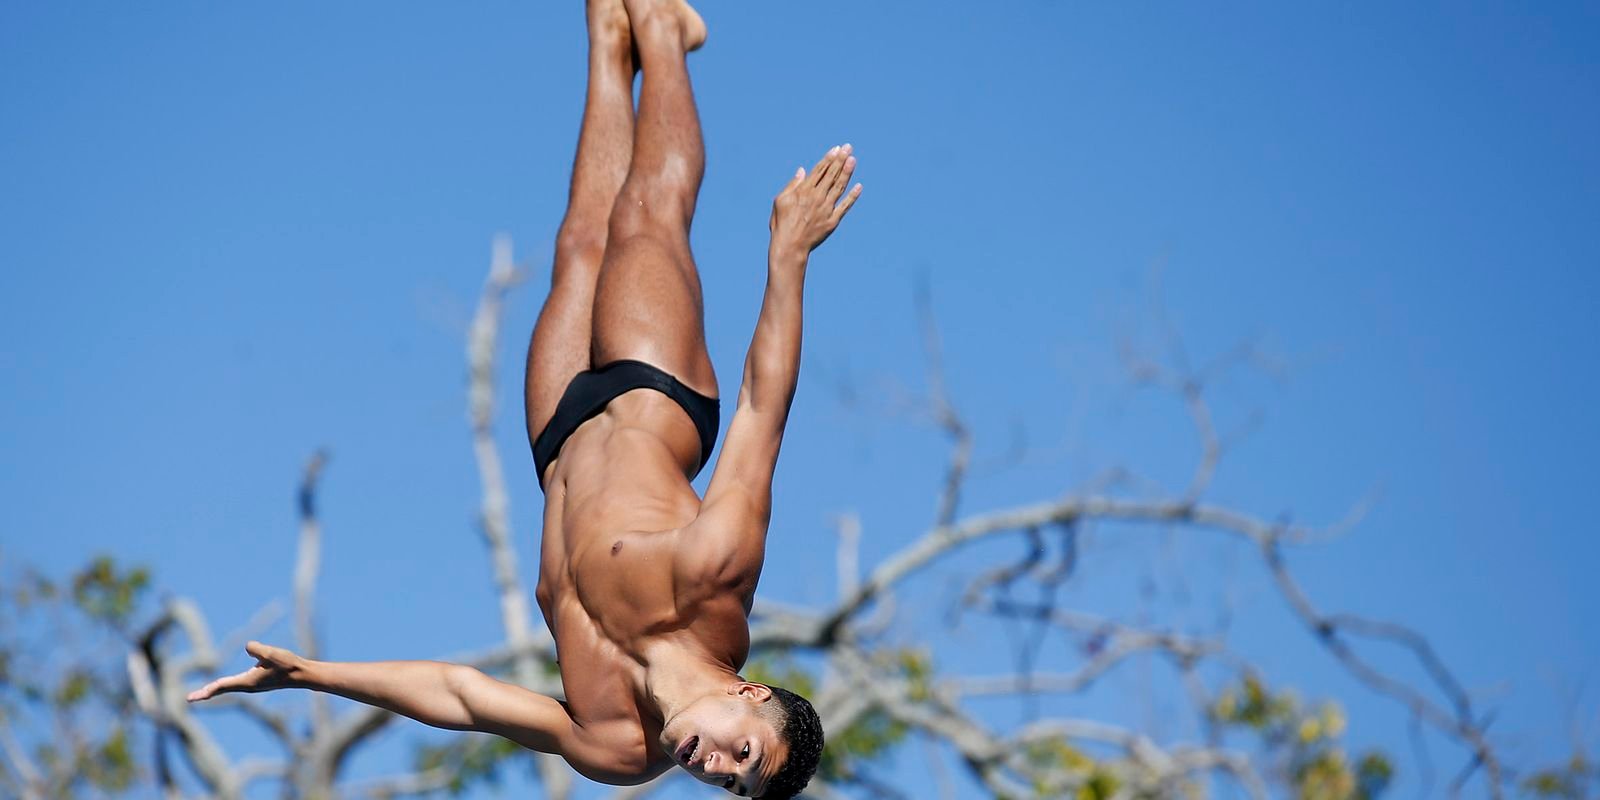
[[759, 685, 823, 799]]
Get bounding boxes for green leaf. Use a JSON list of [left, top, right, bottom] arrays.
[[54, 670, 93, 708], [70, 556, 151, 627], [1356, 752, 1393, 799], [411, 735, 523, 796]]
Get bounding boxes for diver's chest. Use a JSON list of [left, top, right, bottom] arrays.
[[569, 533, 679, 634]]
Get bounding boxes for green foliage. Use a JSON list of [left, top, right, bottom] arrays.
[[1212, 674, 1298, 731], [742, 657, 817, 697], [822, 707, 909, 782], [53, 669, 94, 708], [35, 740, 62, 774], [1295, 749, 1357, 800], [897, 648, 934, 702], [1025, 737, 1094, 774], [84, 725, 137, 792], [1519, 752, 1596, 799], [1022, 736, 1125, 799], [1, 556, 151, 797], [744, 651, 928, 784], [1078, 768, 1122, 800], [1213, 676, 1392, 800], [70, 556, 150, 628], [412, 735, 523, 795], [11, 570, 58, 611], [1356, 752, 1394, 799]]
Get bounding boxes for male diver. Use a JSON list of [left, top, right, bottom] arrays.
[[188, 0, 862, 796]]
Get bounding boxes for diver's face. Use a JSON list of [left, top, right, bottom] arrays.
[[664, 683, 788, 796]]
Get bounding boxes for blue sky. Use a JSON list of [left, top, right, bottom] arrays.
[[3, 1, 1597, 797]]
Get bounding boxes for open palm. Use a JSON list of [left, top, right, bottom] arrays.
[[186, 641, 308, 702]]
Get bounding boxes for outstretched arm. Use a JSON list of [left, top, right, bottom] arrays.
[[693, 145, 861, 585], [187, 642, 613, 773]]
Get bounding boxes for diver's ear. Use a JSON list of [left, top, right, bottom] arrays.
[[730, 682, 774, 703]]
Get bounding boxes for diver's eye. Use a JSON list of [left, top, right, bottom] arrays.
[[740, 743, 750, 760], [724, 776, 735, 789]]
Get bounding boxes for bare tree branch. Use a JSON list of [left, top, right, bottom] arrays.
[[1262, 538, 1502, 793], [293, 450, 331, 738], [217, 599, 285, 662], [348, 764, 457, 799], [835, 513, 862, 601], [197, 695, 294, 749], [0, 721, 45, 800], [466, 234, 570, 800], [468, 234, 538, 673], [914, 280, 973, 527]]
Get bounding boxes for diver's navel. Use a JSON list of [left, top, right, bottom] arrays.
[[611, 540, 624, 556]]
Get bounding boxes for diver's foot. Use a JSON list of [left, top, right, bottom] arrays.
[[588, 0, 637, 72], [623, 0, 706, 52]]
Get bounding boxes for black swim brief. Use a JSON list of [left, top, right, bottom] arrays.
[[531, 359, 719, 488]]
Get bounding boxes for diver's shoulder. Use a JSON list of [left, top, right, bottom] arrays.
[[564, 714, 672, 785]]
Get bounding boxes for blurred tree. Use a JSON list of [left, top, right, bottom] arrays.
[[0, 239, 1557, 799], [0, 557, 142, 798]]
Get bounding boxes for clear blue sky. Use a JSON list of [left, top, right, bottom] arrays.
[[3, 2, 1597, 797]]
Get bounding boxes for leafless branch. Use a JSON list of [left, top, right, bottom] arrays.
[[217, 599, 285, 661], [293, 449, 330, 736], [1262, 538, 1502, 793], [914, 280, 973, 527], [466, 234, 570, 799], [467, 234, 538, 680], [130, 600, 242, 798], [835, 512, 862, 601], [0, 722, 44, 800], [945, 604, 1227, 701], [197, 695, 294, 748], [347, 765, 457, 799]]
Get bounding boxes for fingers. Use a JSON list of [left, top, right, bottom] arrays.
[[831, 182, 863, 223], [246, 640, 293, 667], [187, 642, 302, 703], [817, 144, 857, 192], [826, 151, 855, 201], [810, 146, 840, 187], [186, 681, 218, 702], [186, 668, 253, 702], [781, 166, 806, 195], [798, 144, 857, 200]]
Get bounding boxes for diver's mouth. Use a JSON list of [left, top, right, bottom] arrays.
[[676, 734, 701, 766]]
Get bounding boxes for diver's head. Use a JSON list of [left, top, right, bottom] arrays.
[[661, 681, 822, 797]]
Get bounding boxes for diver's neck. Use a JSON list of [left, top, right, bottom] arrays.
[[644, 640, 740, 724]]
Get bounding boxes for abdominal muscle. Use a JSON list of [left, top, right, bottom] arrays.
[[545, 387, 706, 567], [534, 389, 707, 713]]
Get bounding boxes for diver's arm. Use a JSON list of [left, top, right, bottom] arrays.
[[188, 642, 582, 759], [694, 146, 861, 582]]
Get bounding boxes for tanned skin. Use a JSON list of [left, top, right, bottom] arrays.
[[187, 0, 861, 795]]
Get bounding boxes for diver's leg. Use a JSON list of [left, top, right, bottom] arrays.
[[590, 0, 716, 397], [524, 0, 639, 452]]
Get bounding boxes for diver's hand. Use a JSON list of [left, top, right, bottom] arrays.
[[769, 144, 862, 258], [187, 641, 312, 702]]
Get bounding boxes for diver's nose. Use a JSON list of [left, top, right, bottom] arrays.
[[704, 751, 729, 776]]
